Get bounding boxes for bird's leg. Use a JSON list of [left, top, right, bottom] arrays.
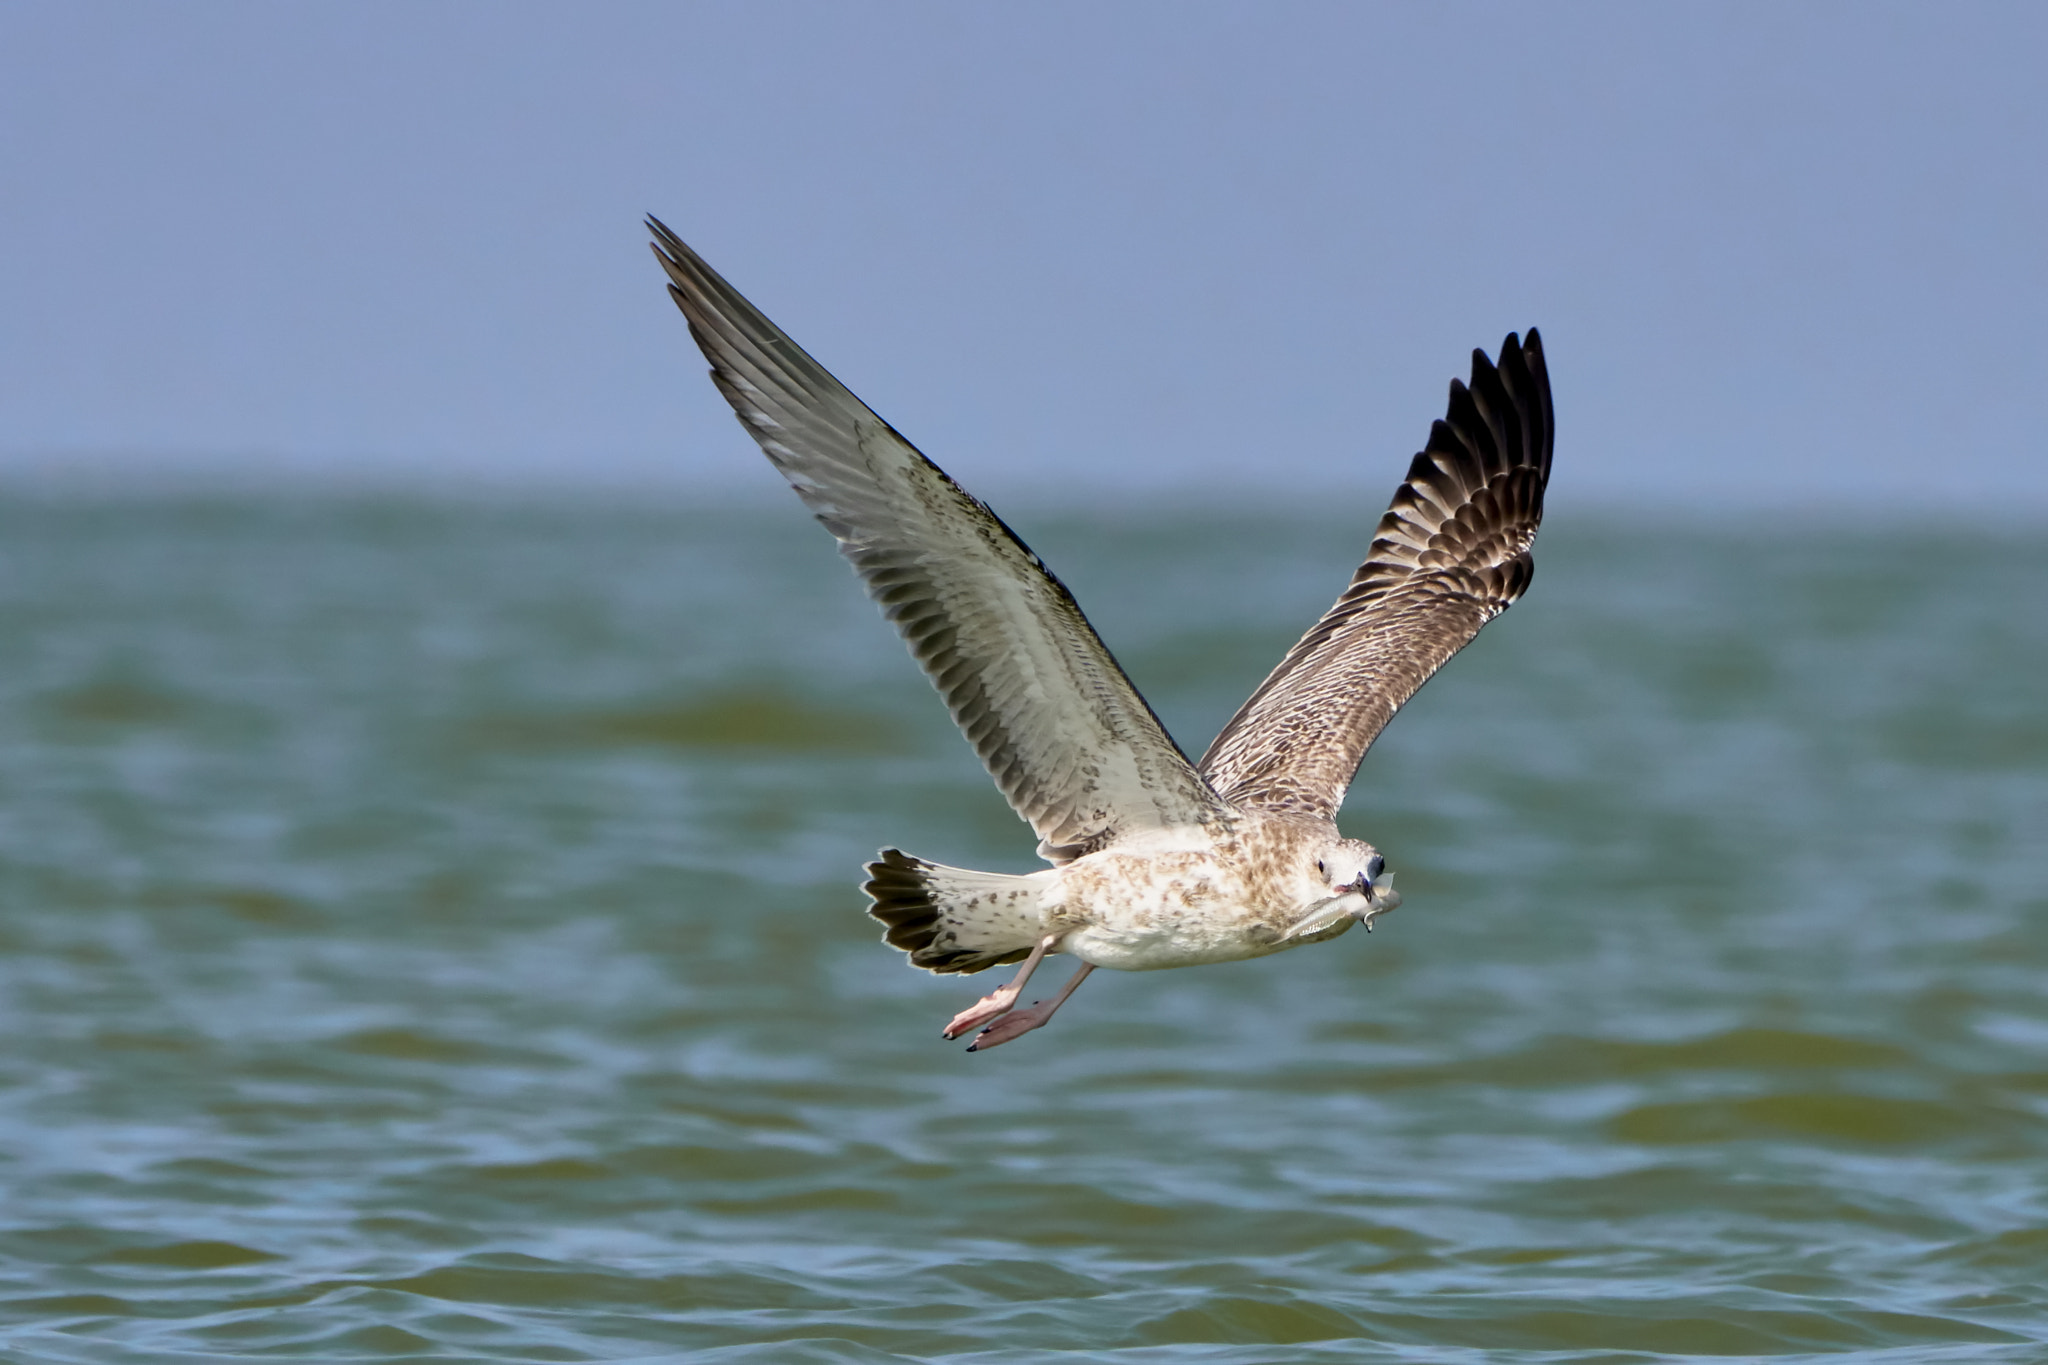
[[966, 963, 1095, 1052], [941, 934, 1057, 1039]]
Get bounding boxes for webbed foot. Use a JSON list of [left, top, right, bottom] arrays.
[[966, 1000, 1053, 1051], [942, 987, 1020, 1039], [940, 933, 1057, 1040], [962, 962, 1095, 1053]]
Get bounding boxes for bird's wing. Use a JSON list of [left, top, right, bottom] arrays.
[[1198, 332, 1552, 822], [650, 219, 1228, 862]]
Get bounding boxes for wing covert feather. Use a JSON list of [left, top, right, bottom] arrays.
[[1199, 332, 1553, 821], [649, 219, 1226, 860]]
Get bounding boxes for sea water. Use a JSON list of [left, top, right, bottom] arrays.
[[0, 491, 2043, 1362]]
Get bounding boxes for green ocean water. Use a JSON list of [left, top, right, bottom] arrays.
[[1, 491, 2045, 1363]]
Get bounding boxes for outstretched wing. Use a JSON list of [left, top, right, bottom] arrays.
[[1199, 331, 1553, 822], [650, 219, 1228, 861]]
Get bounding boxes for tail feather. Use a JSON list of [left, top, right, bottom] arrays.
[[864, 849, 1051, 974]]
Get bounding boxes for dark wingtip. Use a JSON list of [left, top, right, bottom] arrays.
[[646, 217, 690, 289], [646, 217, 699, 279], [1507, 328, 1549, 394]]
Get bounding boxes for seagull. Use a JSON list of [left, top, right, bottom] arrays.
[[650, 218, 1552, 1052]]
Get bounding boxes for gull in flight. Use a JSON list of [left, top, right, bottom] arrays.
[[650, 219, 1552, 1051]]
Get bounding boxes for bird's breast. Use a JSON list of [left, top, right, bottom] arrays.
[[1050, 846, 1307, 971]]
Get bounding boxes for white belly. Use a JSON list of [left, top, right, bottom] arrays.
[[1047, 839, 1359, 971], [1062, 918, 1276, 970]]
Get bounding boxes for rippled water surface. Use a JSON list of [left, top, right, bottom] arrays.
[[2, 492, 2045, 1362]]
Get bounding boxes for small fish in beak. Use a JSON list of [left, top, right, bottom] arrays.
[[1358, 868, 1401, 931]]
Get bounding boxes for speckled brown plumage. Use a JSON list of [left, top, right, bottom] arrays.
[[1198, 334, 1552, 821]]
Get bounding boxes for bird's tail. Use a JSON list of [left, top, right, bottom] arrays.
[[864, 849, 1053, 974]]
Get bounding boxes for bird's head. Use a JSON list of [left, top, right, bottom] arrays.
[[1307, 838, 1400, 931]]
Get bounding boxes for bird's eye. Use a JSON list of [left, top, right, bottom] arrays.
[[1315, 860, 1326, 878]]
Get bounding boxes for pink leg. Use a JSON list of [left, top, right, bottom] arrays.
[[966, 962, 1095, 1052], [941, 934, 1057, 1039]]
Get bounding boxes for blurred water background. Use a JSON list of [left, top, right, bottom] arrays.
[[0, 489, 2044, 1362]]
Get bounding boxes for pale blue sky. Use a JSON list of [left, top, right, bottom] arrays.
[[2, 2, 2043, 509]]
